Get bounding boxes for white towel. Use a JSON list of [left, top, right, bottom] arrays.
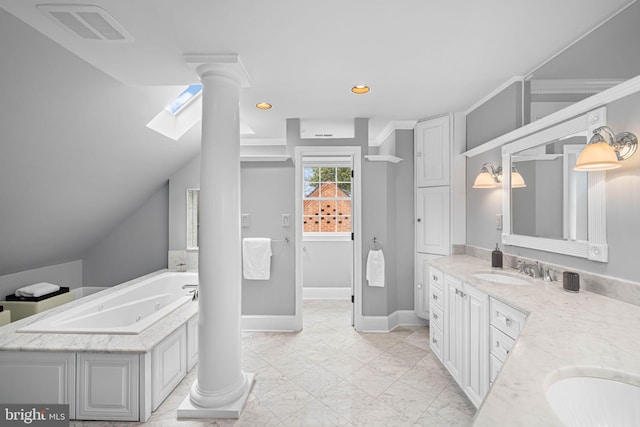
[[366, 250, 385, 287], [15, 282, 60, 297], [242, 238, 272, 280]]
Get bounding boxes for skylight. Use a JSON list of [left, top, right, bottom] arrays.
[[165, 84, 202, 115]]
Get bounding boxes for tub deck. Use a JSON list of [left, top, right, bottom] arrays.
[[0, 270, 198, 353]]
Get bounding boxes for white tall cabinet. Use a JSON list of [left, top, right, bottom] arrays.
[[414, 114, 465, 320]]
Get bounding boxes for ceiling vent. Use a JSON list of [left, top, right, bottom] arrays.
[[37, 4, 134, 41]]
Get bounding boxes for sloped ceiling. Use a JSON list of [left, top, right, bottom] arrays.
[[0, 1, 636, 276], [0, 9, 200, 275]]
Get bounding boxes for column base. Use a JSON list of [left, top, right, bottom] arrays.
[[177, 372, 255, 419]]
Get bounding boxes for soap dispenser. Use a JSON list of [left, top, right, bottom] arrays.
[[491, 243, 503, 269]]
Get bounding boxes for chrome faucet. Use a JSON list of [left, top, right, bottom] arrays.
[[517, 260, 540, 278], [182, 284, 199, 301]]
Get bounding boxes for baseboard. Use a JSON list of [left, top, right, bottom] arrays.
[[303, 287, 351, 300], [361, 310, 428, 332], [241, 315, 299, 332]]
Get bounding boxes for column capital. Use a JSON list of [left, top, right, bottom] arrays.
[[184, 54, 252, 88]]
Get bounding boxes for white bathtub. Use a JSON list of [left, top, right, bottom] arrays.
[[19, 272, 197, 334]]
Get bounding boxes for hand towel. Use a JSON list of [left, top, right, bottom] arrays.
[[242, 238, 272, 280], [366, 249, 385, 287], [15, 282, 60, 297]]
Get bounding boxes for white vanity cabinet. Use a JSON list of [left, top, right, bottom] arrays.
[[428, 266, 445, 362], [443, 274, 489, 408], [489, 297, 527, 385]]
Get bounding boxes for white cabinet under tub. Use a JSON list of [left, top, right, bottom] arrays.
[[0, 351, 76, 417], [152, 325, 187, 410], [0, 314, 198, 422], [76, 352, 140, 421]]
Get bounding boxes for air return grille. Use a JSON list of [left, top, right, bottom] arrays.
[[37, 4, 134, 41]]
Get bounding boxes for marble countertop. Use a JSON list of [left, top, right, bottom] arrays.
[[0, 270, 198, 353], [430, 255, 640, 427]]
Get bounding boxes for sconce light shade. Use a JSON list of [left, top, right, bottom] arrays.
[[473, 171, 497, 188], [472, 163, 502, 188], [574, 126, 637, 171], [573, 142, 621, 171], [511, 170, 527, 188]]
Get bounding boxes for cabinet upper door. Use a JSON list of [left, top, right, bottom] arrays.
[[416, 186, 450, 255], [415, 115, 451, 187]]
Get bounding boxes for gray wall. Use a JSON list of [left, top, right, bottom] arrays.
[[361, 129, 415, 316], [168, 157, 296, 316], [241, 163, 296, 316], [466, 82, 523, 150], [168, 120, 416, 318], [0, 260, 83, 298], [394, 130, 417, 311], [303, 241, 352, 288], [466, 89, 640, 284], [83, 183, 169, 287]]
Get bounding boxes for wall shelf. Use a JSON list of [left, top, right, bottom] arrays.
[[364, 155, 403, 163], [240, 155, 290, 162]]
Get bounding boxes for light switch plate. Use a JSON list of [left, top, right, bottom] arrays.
[[242, 214, 250, 227], [281, 214, 290, 227], [496, 213, 503, 230]]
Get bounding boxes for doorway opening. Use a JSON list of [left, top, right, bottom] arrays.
[[294, 146, 362, 330]]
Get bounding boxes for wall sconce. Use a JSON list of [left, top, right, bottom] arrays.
[[473, 163, 502, 188], [574, 126, 638, 171], [473, 162, 526, 188]]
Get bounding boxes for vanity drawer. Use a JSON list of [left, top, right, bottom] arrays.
[[430, 325, 443, 363], [489, 354, 503, 385], [490, 325, 515, 362], [429, 267, 443, 290], [429, 304, 443, 331], [490, 298, 526, 339], [430, 285, 443, 310]]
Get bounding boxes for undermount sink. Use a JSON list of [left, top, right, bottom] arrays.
[[546, 376, 640, 427], [473, 272, 531, 286]]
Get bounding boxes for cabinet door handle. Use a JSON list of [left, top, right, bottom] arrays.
[[505, 318, 513, 326], [432, 337, 437, 344], [417, 152, 422, 157], [433, 313, 439, 320], [432, 275, 438, 281], [432, 294, 438, 301], [417, 218, 422, 222], [417, 283, 422, 289]]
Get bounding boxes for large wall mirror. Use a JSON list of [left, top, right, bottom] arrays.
[[502, 107, 609, 262]]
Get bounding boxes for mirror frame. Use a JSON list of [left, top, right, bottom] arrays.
[[502, 107, 609, 262]]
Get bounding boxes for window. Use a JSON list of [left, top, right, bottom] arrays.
[[186, 189, 199, 249], [165, 84, 202, 115], [303, 166, 352, 235]]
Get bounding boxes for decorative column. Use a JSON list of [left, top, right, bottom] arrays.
[[178, 54, 253, 419]]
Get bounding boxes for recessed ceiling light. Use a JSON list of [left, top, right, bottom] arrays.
[[351, 85, 370, 94], [256, 102, 272, 110]]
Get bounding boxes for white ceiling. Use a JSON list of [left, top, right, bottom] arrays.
[[0, 0, 636, 276], [0, 0, 634, 141]]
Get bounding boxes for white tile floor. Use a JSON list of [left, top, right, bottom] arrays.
[[71, 300, 475, 426]]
